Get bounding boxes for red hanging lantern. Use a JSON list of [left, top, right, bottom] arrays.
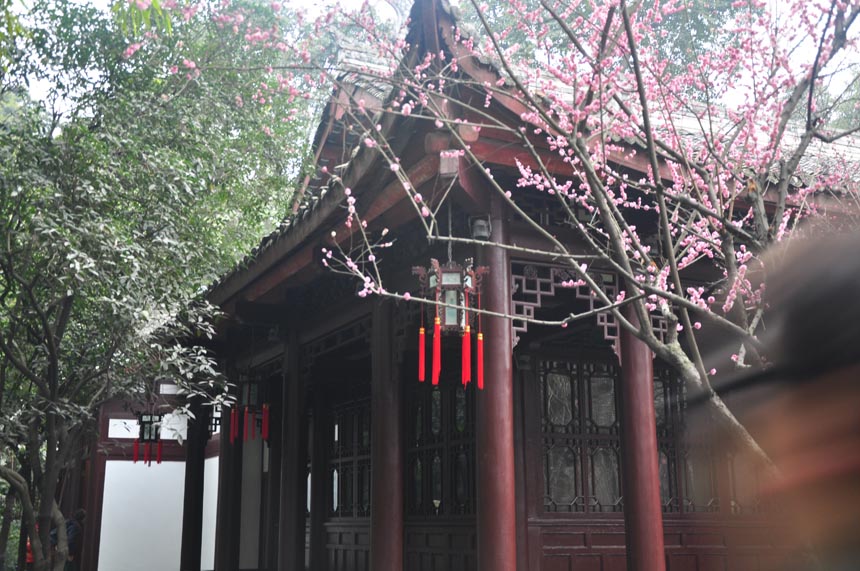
[[413, 259, 488, 389], [137, 413, 162, 466]]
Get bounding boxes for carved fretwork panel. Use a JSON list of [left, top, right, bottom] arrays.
[[301, 317, 372, 377], [393, 301, 421, 365], [293, 275, 356, 321], [511, 262, 669, 351], [514, 191, 581, 228]]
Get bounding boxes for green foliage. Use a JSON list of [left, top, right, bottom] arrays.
[[652, 0, 739, 69], [0, 0, 316, 565], [0, 0, 23, 76], [827, 77, 860, 131], [113, 0, 174, 37], [457, 0, 744, 99]]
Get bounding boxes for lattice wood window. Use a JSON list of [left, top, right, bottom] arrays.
[[406, 378, 475, 517], [541, 358, 623, 513], [728, 450, 765, 515], [540, 357, 719, 514], [653, 367, 719, 513], [328, 398, 371, 518]]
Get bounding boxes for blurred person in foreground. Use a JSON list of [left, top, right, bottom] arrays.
[[721, 231, 860, 570]]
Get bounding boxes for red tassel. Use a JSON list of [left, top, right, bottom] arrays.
[[156, 440, 163, 464], [235, 407, 240, 443], [243, 407, 249, 442], [234, 407, 240, 442], [133, 439, 139, 463], [262, 404, 270, 441], [477, 332, 485, 390], [432, 317, 441, 385], [250, 409, 257, 440], [144, 442, 151, 466], [234, 407, 240, 444], [418, 327, 426, 382], [462, 325, 471, 386], [229, 408, 236, 444]]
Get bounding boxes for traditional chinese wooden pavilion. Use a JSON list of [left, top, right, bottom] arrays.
[[176, 1, 790, 570]]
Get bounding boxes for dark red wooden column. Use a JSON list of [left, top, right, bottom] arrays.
[[475, 196, 517, 571], [308, 389, 327, 571], [279, 332, 308, 571], [264, 375, 283, 571], [180, 398, 209, 571], [370, 301, 403, 570], [618, 307, 666, 571], [214, 375, 243, 571]]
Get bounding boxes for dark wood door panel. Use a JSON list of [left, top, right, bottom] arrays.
[[529, 520, 791, 571], [323, 522, 370, 571], [404, 521, 476, 571]]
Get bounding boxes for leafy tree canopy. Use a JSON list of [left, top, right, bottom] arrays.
[[0, 0, 318, 568]]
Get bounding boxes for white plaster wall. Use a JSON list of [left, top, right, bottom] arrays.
[[200, 457, 219, 571], [239, 438, 263, 569], [97, 460, 185, 571]]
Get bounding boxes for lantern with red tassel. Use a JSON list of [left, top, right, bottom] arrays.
[[412, 259, 488, 390], [137, 413, 162, 466]]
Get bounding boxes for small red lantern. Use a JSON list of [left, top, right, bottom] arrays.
[[135, 413, 162, 466]]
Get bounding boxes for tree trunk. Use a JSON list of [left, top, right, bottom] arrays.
[[655, 341, 778, 478], [0, 489, 16, 571], [15, 505, 27, 570], [50, 502, 68, 571]]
